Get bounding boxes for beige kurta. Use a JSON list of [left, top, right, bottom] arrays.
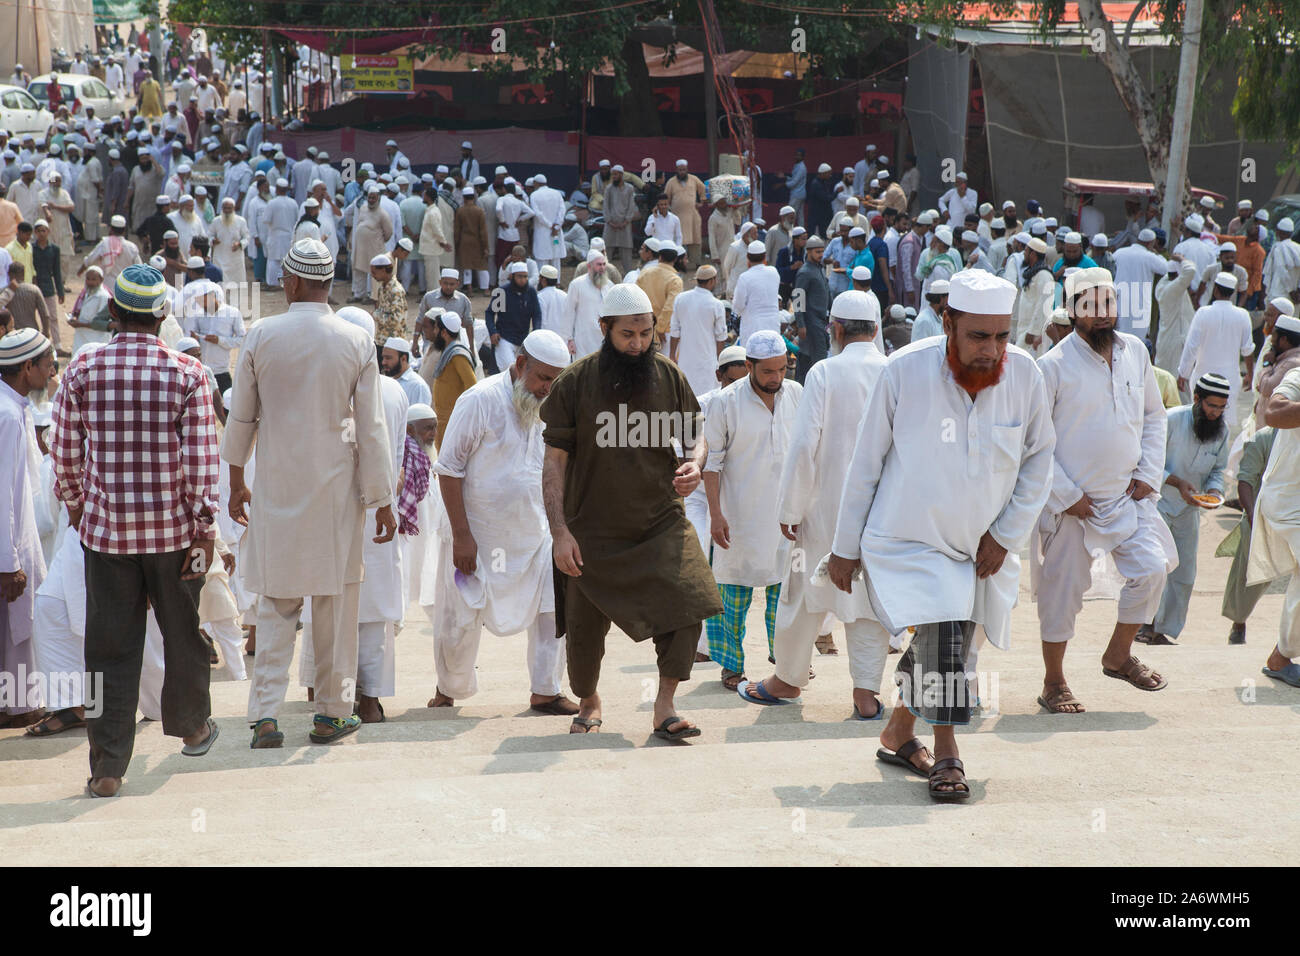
[[221, 301, 394, 598], [352, 204, 393, 276], [665, 174, 706, 246]]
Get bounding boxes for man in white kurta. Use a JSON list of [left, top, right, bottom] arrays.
[[261, 180, 299, 289], [536, 265, 568, 341], [563, 253, 612, 358], [528, 177, 566, 271], [427, 330, 575, 713], [168, 195, 208, 261], [210, 198, 250, 284], [1015, 237, 1055, 351], [737, 292, 892, 715], [1034, 268, 1175, 713], [1111, 228, 1168, 336], [668, 265, 728, 397], [222, 240, 397, 748], [1154, 257, 1198, 377], [1261, 217, 1300, 301], [702, 330, 803, 685], [1177, 272, 1254, 427], [731, 242, 782, 347], [0, 329, 54, 725], [829, 270, 1054, 798]]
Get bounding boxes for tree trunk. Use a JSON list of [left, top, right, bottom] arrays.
[[1075, 0, 1189, 222], [617, 34, 662, 137]]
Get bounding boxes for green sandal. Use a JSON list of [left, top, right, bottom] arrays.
[[308, 713, 361, 744], [249, 718, 284, 749]]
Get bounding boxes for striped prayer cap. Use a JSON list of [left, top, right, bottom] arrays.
[[0, 328, 51, 365], [1196, 373, 1231, 398], [114, 264, 167, 313], [282, 239, 334, 280]]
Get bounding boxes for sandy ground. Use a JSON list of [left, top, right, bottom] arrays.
[[8, 266, 1296, 866]]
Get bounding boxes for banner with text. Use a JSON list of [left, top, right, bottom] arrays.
[[340, 56, 414, 94]]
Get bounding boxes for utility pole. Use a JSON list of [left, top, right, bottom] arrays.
[[1162, 0, 1204, 240]]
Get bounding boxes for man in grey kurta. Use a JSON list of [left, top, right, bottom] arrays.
[[222, 239, 397, 748], [601, 167, 639, 276], [793, 235, 831, 382]]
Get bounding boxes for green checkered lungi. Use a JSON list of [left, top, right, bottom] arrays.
[[705, 583, 780, 675]]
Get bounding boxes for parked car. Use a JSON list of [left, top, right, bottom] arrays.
[[0, 84, 54, 137], [26, 73, 120, 119], [1262, 194, 1300, 230]]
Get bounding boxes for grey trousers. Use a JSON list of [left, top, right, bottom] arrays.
[[83, 546, 208, 779], [895, 620, 977, 726]]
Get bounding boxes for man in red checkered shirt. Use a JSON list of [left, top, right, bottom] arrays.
[[50, 263, 222, 798]]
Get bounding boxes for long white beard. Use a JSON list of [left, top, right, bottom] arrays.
[[829, 336, 843, 357], [591, 269, 608, 287], [221, 213, 234, 226], [512, 376, 543, 429]]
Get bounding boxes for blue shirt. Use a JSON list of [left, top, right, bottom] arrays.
[[867, 235, 889, 295], [786, 160, 807, 201], [1159, 404, 1228, 519]]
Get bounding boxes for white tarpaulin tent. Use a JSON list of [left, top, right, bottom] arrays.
[[3, 0, 97, 77]]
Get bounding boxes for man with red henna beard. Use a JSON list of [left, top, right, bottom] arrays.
[[829, 269, 1055, 802]]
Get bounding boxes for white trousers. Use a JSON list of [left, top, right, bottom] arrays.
[[1278, 574, 1300, 658], [265, 255, 284, 288], [351, 269, 372, 298], [493, 337, 518, 374], [206, 617, 247, 681], [138, 612, 166, 722], [33, 595, 83, 709], [247, 584, 360, 721], [683, 490, 712, 655], [400, 257, 423, 293], [434, 611, 565, 700], [299, 619, 395, 698], [1038, 514, 1168, 643], [462, 269, 490, 290], [773, 601, 890, 692]]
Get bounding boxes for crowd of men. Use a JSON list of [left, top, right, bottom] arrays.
[[5, 44, 1300, 804]]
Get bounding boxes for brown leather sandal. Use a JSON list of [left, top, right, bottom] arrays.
[[928, 757, 970, 801]]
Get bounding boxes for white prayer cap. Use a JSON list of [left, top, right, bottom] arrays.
[[434, 311, 462, 334], [717, 344, 747, 367], [791, 226, 807, 237], [780, 205, 795, 216], [1063, 266, 1114, 300], [1026, 237, 1048, 254], [303, 198, 319, 208], [817, 163, 831, 173], [85, 265, 103, 278], [361, 162, 375, 171], [176, 162, 192, 174], [336, 306, 375, 338], [930, 279, 950, 295], [846, 197, 861, 207], [109, 149, 121, 159], [1050, 306, 1071, 326], [1255, 209, 1270, 222], [740, 221, 756, 235], [991, 218, 1005, 230], [149, 255, 167, 270], [461, 140, 473, 149], [473, 176, 487, 186], [282, 238, 335, 280], [961, 229, 979, 244], [746, 240, 766, 255], [1138, 228, 1157, 243], [525, 177, 535, 187], [851, 265, 872, 281], [591, 237, 606, 251], [947, 269, 1017, 315], [370, 253, 393, 268], [397, 237, 414, 253], [866, 143, 878, 152], [1185, 213, 1204, 230], [889, 303, 907, 321], [495, 164, 509, 175], [1029, 219, 1047, 235], [598, 159, 610, 167], [522, 329, 571, 368], [1001, 199, 1016, 210], [830, 289, 882, 324], [435, 164, 449, 174], [534, 174, 547, 185], [1275, 313, 1300, 335], [221, 197, 236, 209], [934, 225, 954, 246], [1013, 232, 1030, 245], [407, 402, 436, 424], [1218, 241, 1238, 254], [1237, 199, 1253, 209], [440, 268, 459, 280], [163, 229, 179, 240], [745, 329, 786, 361], [848, 227, 866, 239], [184, 255, 205, 269], [174, 336, 201, 353], [1271, 297, 1296, 316], [539, 264, 559, 279], [599, 282, 653, 318], [1197, 372, 1232, 397], [917, 210, 935, 225], [503, 176, 516, 186], [1044, 217, 1058, 228], [675, 158, 688, 167], [507, 261, 528, 275], [644, 237, 662, 252], [462, 186, 475, 196], [1091, 233, 1108, 247], [386, 138, 398, 147], [310, 178, 326, 189], [1064, 231, 1082, 245], [1199, 195, 1215, 208], [955, 171, 968, 181], [978, 202, 993, 215], [19, 162, 34, 172], [276, 177, 289, 188], [366, 183, 381, 194], [383, 336, 410, 354], [32, 218, 48, 230], [1279, 217, 1295, 232], [0, 328, 50, 365], [1166, 258, 1181, 275], [1213, 272, 1238, 291]]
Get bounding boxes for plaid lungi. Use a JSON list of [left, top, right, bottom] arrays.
[[895, 620, 977, 726], [705, 583, 780, 675]]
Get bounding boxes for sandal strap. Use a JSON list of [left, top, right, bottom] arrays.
[[930, 756, 965, 775], [895, 737, 926, 761]]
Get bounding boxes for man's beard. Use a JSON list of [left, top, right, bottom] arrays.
[[512, 375, 543, 429], [164, 246, 179, 260], [676, 172, 687, 181], [598, 334, 658, 404], [591, 269, 608, 287], [946, 337, 1006, 393], [1080, 323, 1115, 352], [221, 212, 234, 225], [1193, 401, 1226, 442]]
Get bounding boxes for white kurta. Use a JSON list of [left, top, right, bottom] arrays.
[[537, 285, 570, 341], [1177, 299, 1254, 413], [431, 371, 553, 635], [528, 186, 566, 262], [669, 285, 728, 397], [703, 376, 803, 586], [732, 263, 782, 347], [1014, 267, 1055, 346], [1154, 261, 1198, 375], [1112, 244, 1167, 335], [1262, 237, 1300, 299], [210, 213, 250, 283], [1248, 368, 1300, 586], [168, 210, 208, 260], [831, 336, 1055, 650], [776, 340, 887, 621], [564, 273, 608, 357], [0, 380, 46, 659], [645, 210, 683, 246], [262, 196, 298, 263], [357, 377, 408, 624]]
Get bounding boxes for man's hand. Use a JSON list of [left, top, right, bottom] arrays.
[[0, 569, 27, 602], [228, 481, 251, 526], [1025, 333, 1042, 349], [553, 527, 583, 576], [67, 502, 83, 529], [780, 523, 799, 541], [451, 529, 478, 575], [710, 510, 731, 549], [1175, 479, 1199, 507], [1064, 492, 1094, 519], [672, 459, 701, 497], [1127, 478, 1156, 501], [1177, 376, 1188, 393], [373, 505, 397, 543], [204, 333, 219, 344], [828, 553, 859, 593], [975, 531, 1008, 579], [181, 538, 214, 580], [490, 333, 500, 347]]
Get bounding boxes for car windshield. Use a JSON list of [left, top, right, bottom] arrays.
[[28, 82, 74, 102]]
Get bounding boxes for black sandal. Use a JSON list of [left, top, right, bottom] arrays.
[[570, 716, 602, 734], [928, 757, 970, 801], [26, 707, 86, 736], [875, 737, 934, 778], [653, 716, 701, 741]]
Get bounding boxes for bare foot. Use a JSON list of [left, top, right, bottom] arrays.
[[357, 695, 384, 723], [427, 690, 454, 707]]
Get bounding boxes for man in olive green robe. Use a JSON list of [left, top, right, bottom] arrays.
[[541, 283, 722, 739]]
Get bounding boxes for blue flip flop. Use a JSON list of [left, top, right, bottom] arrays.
[[737, 679, 793, 705], [850, 702, 885, 721], [1262, 663, 1300, 688]]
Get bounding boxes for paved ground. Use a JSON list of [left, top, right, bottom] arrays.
[[3, 502, 1296, 866]]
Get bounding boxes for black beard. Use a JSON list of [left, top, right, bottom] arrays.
[[1081, 324, 1114, 351], [1193, 401, 1226, 442], [598, 336, 658, 405]]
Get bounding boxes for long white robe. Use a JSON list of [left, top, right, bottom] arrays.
[[776, 340, 887, 622], [528, 186, 566, 262], [831, 336, 1055, 650], [537, 285, 569, 341], [1112, 243, 1167, 335], [210, 213, 250, 283], [1177, 299, 1254, 419], [0, 380, 45, 709], [732, 264, 782, 347], [564, 272, 609, 357], [1154, 261, 1198, 375], [168, 209, 208, 260], [668, 285, 728, 397]]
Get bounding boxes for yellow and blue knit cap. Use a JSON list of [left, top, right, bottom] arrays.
[[114, 264, 168, 313]]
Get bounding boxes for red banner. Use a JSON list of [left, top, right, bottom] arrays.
[[858, 91, 903, 117]]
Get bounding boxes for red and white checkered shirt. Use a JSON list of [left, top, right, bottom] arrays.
[[50, 332, 219, 555]]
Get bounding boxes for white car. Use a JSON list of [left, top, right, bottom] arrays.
[[0, 85, 53, 137], [27, 73, 120, 119]]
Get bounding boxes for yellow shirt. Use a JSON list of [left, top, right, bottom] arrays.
[[5, 238, 34, 281], [1153, 365, 1181, 408], [635, 262, 683, 341]]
